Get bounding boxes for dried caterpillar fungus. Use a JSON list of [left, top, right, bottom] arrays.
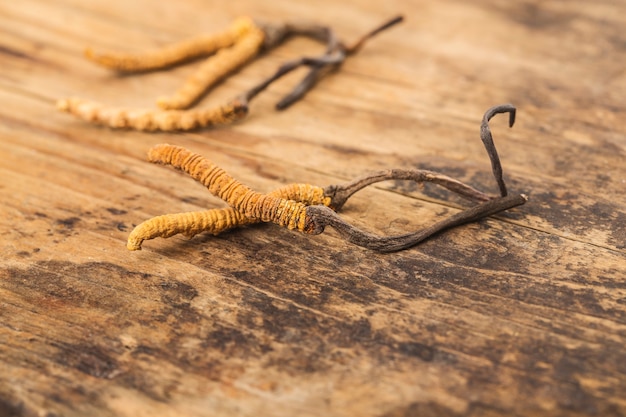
[[127, 107, 527, 252], [57, 15, 404, 131]]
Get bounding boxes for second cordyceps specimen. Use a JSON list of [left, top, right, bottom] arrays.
[[56, 15, 403, 131], [127, 104, 527, 252]]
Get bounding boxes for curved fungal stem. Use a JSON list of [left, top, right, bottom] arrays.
[[239, 15, 403, 109], [325, 169, 491, 212], [275, 15, 404, 110], [238, 52, 344, 105], [481, 104, 516, 197], [305, 193, 527, 252], [274, 60, 331, 110]]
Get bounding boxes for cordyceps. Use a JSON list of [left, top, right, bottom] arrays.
[[56, 15, 403, 132], [127, 105, 527, 252]]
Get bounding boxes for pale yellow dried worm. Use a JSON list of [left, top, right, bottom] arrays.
[[55, 97, 247, 131], [84, 16, 256, 72]]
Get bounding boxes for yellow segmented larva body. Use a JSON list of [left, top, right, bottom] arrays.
[[56, 98, 247, 131], [156, 23, 265, 110], [126, 183, 330, 250], [127, 209, 246, 250], [148, 144, 310, 231], [277, 183, 331, 207], [84, 16, 257, 72]]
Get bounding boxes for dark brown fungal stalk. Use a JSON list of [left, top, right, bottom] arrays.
[[240, 15, 404, 110], [323, 168, 492, 212], [481, 104, 516, 197], [303, 194, 527, 252]]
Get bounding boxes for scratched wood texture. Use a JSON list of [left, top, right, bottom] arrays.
[[1, 0, 626, 416]]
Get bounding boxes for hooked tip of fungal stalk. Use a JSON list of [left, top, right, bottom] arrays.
[[483, 103, 516, 125]]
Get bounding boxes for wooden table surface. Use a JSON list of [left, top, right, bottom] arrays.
[[2, 0, 626, 416]]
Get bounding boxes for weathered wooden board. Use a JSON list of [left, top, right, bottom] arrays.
[[1, 0, 626, 416]]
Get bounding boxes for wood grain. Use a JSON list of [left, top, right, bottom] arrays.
[[1, 0, 626, 416]]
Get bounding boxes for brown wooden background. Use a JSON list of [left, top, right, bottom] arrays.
[[1, 0, 626, 416]]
